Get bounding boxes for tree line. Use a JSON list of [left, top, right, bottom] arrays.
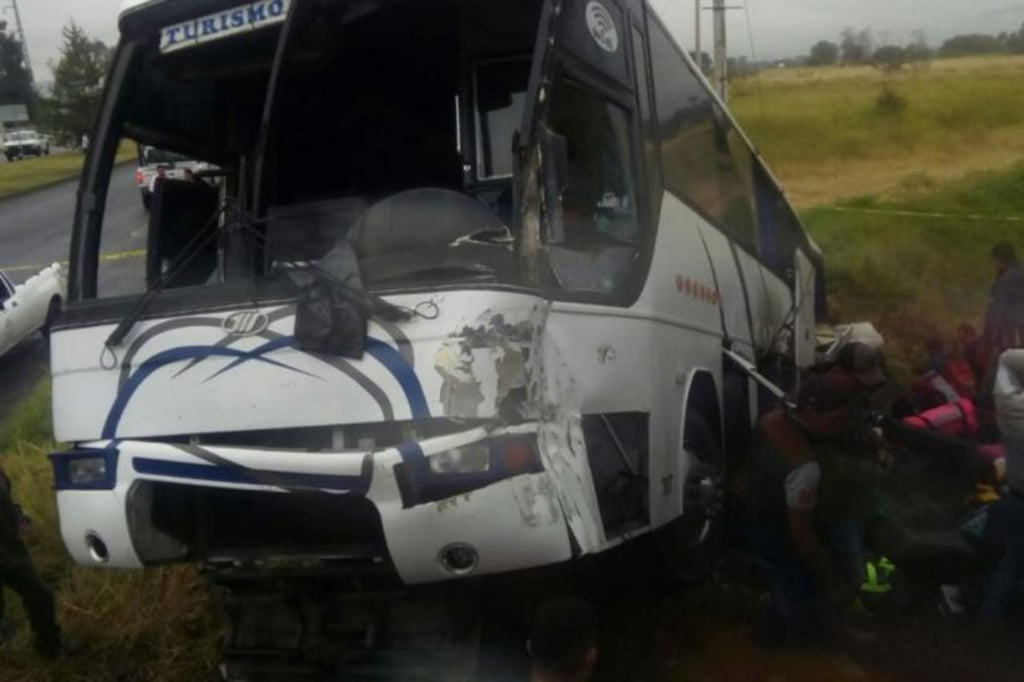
[[0, 20, 109, 146], [808, 22, 1024, 71]]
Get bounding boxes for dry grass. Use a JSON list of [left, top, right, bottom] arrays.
[[731, 55, 1024, 209]]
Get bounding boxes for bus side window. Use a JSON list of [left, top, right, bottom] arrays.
[[543, 79, 640, 297]]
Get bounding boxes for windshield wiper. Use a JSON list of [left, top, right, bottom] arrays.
[[105, 204, 227, 348]]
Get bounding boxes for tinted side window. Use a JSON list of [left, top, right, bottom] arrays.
[[648, 20, 757, 252], [631, 24, 661, 223], [716, 108, 757, 254], [544, 79, 640, 297], [648, 21, 719, 221]]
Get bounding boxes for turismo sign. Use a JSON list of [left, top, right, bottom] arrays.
[[159, 0, 291, 53]]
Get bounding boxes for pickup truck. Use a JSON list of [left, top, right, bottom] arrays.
[[3, 129, 50, 161], [135, 145, 210, 209], [0, 264, 66, 355]]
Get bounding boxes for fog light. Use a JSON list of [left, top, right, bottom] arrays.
[[439, 543, 478, 576], [429, 445, 490, 474], [86, 533, 109, 563], [68, 457, 107, 486]]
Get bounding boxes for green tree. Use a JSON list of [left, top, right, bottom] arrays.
[[938, 33, 1002, 57], [50, 21, 111, 139], [873, 45, 907, 72], [808, 40, 840, 66], [840, 27, 873, 65], [0, 21, 33, 108]]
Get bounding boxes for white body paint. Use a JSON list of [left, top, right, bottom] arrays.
[[50, 191, 801, 580]]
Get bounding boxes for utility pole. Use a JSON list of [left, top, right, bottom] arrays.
[[694, 0, 702, 74], [2, 0, 34, 84], [712, 0, 727, 101]]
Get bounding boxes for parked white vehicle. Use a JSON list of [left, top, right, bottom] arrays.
[[135, 145, 211, 209], [3, 129, 50, 161], [0, 264, 66, 355]]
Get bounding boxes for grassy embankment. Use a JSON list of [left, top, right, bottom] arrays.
[[0, 383, 218, 681], [0, 141, 137, 200], [731, 56, 1024, 381]]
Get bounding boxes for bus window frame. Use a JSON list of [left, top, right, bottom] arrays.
[[528, 0, 656, 308]]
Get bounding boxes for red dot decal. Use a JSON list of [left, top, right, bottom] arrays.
[[675, 275, 684, 292]]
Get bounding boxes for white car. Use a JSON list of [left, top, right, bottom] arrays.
[[3, 129, 50, 161], [0, 264, 66, 355]]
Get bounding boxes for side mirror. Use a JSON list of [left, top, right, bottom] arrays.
[[538, 124, 569, 244]]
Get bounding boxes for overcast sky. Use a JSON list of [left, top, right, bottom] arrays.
[[7, 0, 1024, 81]]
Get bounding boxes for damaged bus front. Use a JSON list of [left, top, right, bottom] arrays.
[[53, 0, 821, 674]]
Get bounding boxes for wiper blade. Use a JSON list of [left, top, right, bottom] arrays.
[[105, 204, 226, 348]]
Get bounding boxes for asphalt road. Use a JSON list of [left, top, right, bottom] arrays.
[[0, 163, 145, 423]]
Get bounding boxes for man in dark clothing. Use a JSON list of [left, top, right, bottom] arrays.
[[984, 242, 1024, 351], [742, 372, 865, 645], [0, 466, 62, 659]]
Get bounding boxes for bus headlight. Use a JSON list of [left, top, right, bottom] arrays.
[[50, 449, 119, 490], [68, 457, 108, 485]]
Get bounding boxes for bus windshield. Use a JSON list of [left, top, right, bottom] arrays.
[[90, 0, 542, 302]]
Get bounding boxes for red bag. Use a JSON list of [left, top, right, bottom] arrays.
[[901, 398, 979, 438]]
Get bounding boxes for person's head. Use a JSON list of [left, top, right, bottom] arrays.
[[793, 371, 860, 438], [991, 242, 1017, 269], [528, 598, 598, 682], [835, 342, 886, 388], [155, 165, 168, 176], [183, 168, 195, 181]]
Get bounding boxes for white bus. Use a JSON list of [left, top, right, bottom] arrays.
[[53, 0, 822, 675]]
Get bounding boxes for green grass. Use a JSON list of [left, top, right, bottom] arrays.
[[0, 381, 219, 681], [731, 57, 1024, 168], [0, 141, 137, 201], [728, 56, 1024, 207], [803, 162, 1024, 382]]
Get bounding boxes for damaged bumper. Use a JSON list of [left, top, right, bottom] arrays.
[[50, 423, 573, 583]]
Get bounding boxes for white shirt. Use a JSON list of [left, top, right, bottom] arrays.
[[995, 350, 1024, 494]]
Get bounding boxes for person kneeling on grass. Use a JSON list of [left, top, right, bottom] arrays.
[[0, 464, 68, 660], [740, 372, 869, 646], [528, 598, 599, 682]]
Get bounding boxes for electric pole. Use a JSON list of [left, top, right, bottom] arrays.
[[712, 0, 727, 101], [2, 0, 34, 84], [694, 0, 702, 74]]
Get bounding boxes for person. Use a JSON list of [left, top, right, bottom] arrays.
[[148, 165, 168, 195], [983, 242, 1024, 352], [741, 372, 866, 645], [979, 350, 1024, 624], [0, 464, 64, 659], [527, 597, 598, 682], [80, 133, 89, 152]]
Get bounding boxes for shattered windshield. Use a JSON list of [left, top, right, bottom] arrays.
[[93, 0, 542, 301]]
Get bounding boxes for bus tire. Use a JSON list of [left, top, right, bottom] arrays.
[[654, 412, 725, 585]]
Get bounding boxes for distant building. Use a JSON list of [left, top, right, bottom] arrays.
[[0, 103, 29, 130]]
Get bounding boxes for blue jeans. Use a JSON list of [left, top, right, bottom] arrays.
[[979, 496, 1024, 624], [747, 518, 865, 641]]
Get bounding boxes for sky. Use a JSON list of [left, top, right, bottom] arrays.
[[5, 0, 1024, 82]]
